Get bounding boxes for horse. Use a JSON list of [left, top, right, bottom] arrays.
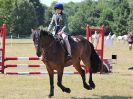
[[32, 29, 102, 98]]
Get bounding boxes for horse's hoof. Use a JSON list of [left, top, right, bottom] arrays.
[[84, 84, 92, 90], [48, 93, 54, 98], [90, 82, 95, 89], [48, 95, 53, 98], [63, 88, 71, 93]]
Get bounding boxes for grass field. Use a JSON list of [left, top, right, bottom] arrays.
[[0, 39, 133, 99]]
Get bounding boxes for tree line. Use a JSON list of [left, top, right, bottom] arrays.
[[0, 0, 133, 37]]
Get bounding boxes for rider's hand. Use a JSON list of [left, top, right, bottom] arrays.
[[58, 31, 63, 35]]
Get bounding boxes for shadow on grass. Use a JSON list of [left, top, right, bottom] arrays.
[[71, 95, 133, 99]]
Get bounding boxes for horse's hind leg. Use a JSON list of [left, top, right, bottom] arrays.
[[57, 67, 71, 93], [73, 61, 92, 90], [89, 68, 95, 89], [82, 58, 95, 89]]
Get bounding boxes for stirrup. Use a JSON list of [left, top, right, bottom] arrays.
[[68, 54, 72, 57], [66, 54, 72, 61]]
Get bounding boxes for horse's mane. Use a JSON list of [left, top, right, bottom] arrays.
[[40, 30, 54, 39]]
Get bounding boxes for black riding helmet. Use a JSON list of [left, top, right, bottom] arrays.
[[54, 3, 64, 10]]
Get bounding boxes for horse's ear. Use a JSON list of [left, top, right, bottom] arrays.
[[39, 30, 42, 36], [31, 28, 35, 33], [31, 28, 36, 39]]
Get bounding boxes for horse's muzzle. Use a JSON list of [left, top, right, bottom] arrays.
[[36, 51, 41, 57]]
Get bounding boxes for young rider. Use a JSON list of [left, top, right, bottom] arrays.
[[48, 2, 72, 59]]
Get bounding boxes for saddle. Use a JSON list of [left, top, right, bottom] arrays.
[[54, 34, 72, 62]]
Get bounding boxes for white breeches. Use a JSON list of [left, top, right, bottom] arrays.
[[61, 33, 71, 55]]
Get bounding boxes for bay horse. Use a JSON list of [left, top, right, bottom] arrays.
[[32, 29, 102, 98]]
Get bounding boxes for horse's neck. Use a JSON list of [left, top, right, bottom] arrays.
[[42, 37, 65, 62], [42, 37, 55, 50]]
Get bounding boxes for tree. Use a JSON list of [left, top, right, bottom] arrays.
[[0, 0, 15, 33], [127, 0, 133, 32], [112, 0, 130, 35], [43, 5, 53, 27], [30, 0, 44, 26], [11, 0, 38, 37], [68, 0, 93, 35], [69, 12, 85, 35]]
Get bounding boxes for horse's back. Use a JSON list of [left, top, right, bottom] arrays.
[[69, 35, 91, 58], [69, 35, 88, 46], [69, 35, 102, 73]]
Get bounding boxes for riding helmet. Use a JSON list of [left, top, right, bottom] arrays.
[[54, 3, 64, 10]]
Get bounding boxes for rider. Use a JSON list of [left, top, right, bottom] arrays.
[[48, 2, 72, 59], [128, 32, 133, 50]]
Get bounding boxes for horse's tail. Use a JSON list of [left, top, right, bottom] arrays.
[[89, 42, 102, 73]]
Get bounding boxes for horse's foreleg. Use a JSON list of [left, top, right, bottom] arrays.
[[57, 67, 71, 93], [46, 66, 54, 97], [89, 68, 95, 89], [73, 62, 92, 90]]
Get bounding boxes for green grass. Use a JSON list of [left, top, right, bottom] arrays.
[[0, 39, 133, 99]]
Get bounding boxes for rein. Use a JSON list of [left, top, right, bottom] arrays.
[[42, 34, 60, 51], [41, 38, 55, 62], [42, 40, 55, 51]]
